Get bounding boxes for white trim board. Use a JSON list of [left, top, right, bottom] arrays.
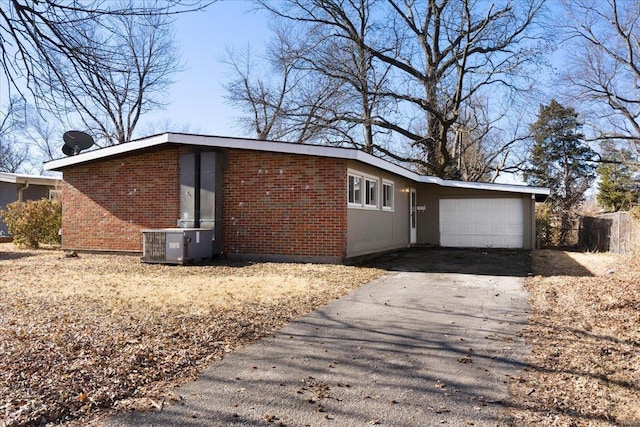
[[44, 132, 550, 197]]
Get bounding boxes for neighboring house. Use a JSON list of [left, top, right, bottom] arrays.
[[44, 133, 550, 263], [0, 172, 62, 236]]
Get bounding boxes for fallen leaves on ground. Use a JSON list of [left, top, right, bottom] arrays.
[[0, 244, 383, 426], [509, 249, 640, 426]]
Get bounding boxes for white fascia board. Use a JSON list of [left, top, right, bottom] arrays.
[[216, 136, 549, 196], [0, 172, 18, 183], [170, 133, 360, 159], [0, 172, 61, 186], [44, 133, 171, 171], [44, 133, 358, 171], [179, 134, 430, 183], [169, 134, 436, 185], [43, 132, 550, 196], [44, 132, 423, 180], [434, 178, 551, 196]]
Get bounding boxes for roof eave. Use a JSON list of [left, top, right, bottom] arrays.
[[433, 178, 551, 196], [44, 133, 171, 171], [0, 172, 61, 186], [43, 132, 550, 197]]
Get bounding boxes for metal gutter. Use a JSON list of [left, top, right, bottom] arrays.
[[0, 172, 62, 187]]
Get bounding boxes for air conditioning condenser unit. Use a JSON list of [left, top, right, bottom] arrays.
[[142, 228, 213, 264]]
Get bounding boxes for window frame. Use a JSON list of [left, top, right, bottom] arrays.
[[364, 177, 378, 208], [348, 169, 379, 210], [382, 179, 394, 211], [347, 174, 362, 206]]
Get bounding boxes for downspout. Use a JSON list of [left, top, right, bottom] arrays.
[[533, 193, 540, 250], [194, 152, 201, 228], [18, 181, 30, 202]]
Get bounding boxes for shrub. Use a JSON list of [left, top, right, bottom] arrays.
[[0, 199, 62, 248], [536, 201, 561, 247]]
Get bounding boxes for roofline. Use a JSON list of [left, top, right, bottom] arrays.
[[434, 178, 550, 196], [44, 132, 550, 196], [0, 172, 62, 186]]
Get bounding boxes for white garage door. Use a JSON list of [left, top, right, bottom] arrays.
[[439, 198, 524, 248]]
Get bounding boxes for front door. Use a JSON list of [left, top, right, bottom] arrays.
[[410, 188, 417, 244]]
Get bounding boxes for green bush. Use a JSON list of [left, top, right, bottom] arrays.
[[1, 199, 62, 248]]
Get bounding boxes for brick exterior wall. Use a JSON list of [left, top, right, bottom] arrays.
[[62, 147, 183, 251], [222, 150, 348, 260], [61, 146, 349, 259]]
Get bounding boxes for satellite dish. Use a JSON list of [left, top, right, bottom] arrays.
[[63, 130, 94, 155], [62, 144, 75, 156]]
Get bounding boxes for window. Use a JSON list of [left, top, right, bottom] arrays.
[[365, 178, 377, 207], [382, 180, 394, 210], [348, 170, 379, 209], [348, 174, 361, 205]]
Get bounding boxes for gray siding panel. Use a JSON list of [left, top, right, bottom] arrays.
[[21, 185, 50, 201], [0, 183, 52, 235], [347, 206, 409, 257], [346, 161, 411, 258], [0, 182, 17, 235]]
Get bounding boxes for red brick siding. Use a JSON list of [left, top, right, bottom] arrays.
[[222, 150, 348, 259], [61, 146, 348, 258], [62, 147, 183, 251]]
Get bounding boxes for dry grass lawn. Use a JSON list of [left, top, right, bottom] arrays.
[[0, 244, 384, 426], [510, 249, 640, 426], [3, 244, 640, 427]]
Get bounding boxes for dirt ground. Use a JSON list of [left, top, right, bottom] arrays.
[[0, 244, 383, 426], [509, 249, 640, 426]]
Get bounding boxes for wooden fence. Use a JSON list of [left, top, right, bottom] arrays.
[[578, 212, 639, 254]]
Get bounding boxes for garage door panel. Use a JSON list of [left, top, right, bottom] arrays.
[[504, 224, 523, 234], [458, 224, 475, 234], [458, 210, 474, 222], [440, 223, 457, 233], [440, 198, 524, 249], [475, 224, 491, 235], [473, 236, 497, 247], [474, 211, 491, 222], [440, 236, 456, 246], [490, 223, 520, 234]]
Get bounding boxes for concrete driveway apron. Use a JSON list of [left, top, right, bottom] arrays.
[[103, 249, 530, 427]]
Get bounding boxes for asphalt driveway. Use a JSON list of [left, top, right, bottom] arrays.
[[103, 248, 530, 427]]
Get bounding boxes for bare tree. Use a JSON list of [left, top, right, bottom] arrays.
[[22, 105, 63, 162], [230, 0, 391, 150], [0, 1, 207, 145], [223, 41, 300, 141], [251, 0, 547, 179], [0, 141, 29, 173], [33, 9, 183, 145], [562, 0, 640, 153], [222, 24, 348, 143], [290, 0, 393, 153], [451, 97, 536, 182], [0, 97, 29, 172]]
